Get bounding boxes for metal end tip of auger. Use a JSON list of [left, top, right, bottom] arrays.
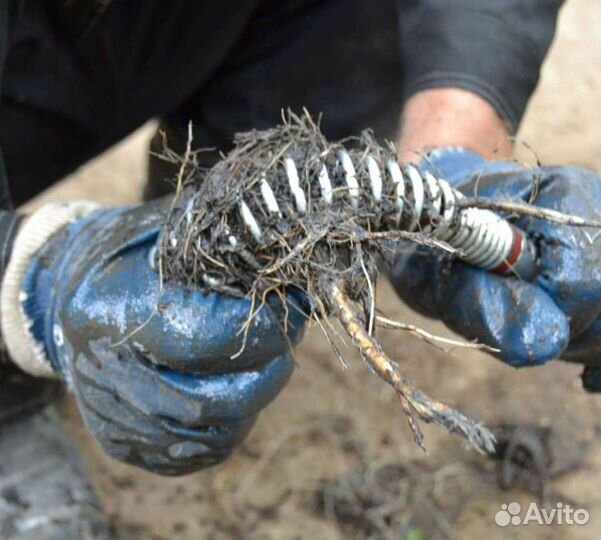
[[471, 424, 497, 454]]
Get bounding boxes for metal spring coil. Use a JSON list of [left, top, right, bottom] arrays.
[[235, 150, 515, 272]]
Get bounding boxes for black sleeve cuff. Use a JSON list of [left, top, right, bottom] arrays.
[[398, 0, 563, 133], [0, 211, 23, 281]]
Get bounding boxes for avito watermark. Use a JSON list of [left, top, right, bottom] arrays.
[[495, 501, 589, 527]]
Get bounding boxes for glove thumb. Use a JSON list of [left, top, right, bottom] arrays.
[[392, 250, 570, 366]]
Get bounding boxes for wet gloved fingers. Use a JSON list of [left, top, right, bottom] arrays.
[[392, 246, 570, 366], [71, 343, 293, 474], [74, 340, 295, 426], [392, 151, 601, 368], [58, 232, 305, 374], [463, 166, 601, 336], [5, 198, 306, 475]]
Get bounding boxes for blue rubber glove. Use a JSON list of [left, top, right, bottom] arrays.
[[391, 148, 601, 381], [2, 199, 304, 475]]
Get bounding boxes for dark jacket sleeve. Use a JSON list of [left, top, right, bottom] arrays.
[[0, 1, 22, 279], [398, 0, 564, 132], [1, 0, 14, 209]]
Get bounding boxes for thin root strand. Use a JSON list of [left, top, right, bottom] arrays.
[[325, 279, 496, 454]]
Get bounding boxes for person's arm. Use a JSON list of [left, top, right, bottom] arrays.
[[391, 2, 601, 389], [398, 88, 512, 161], [397, 0, 563, 156]]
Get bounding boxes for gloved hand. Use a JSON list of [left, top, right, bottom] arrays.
[[0, 199, 304, 475], [391, 148, 601, 384]]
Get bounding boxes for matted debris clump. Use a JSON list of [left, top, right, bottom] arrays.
[[157, 111, 496, 453]]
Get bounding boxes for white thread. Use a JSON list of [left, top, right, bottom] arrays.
[[444, 208, 513, 269], [424, 172, 442, 216], [284, 158, 307, 213], [318, 164, 333, 204], [338, 150, 359, 209], [405, 165, 425, 231], [202, 273, 223, 288], [260, 177, 281, 214], [224, 226, 238, 247], [184, 198, 194, 225], [244, 151, 518, 274], [388, 165, 514, 270], [386, 160, 405, 216], [239, 200, 263, 243], [366, 155, 383, 202], [437, 179, 456, 223]]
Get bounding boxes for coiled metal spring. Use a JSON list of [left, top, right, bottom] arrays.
[[234, 149, 534, 278]]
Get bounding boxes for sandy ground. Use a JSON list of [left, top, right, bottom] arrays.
[[28, 1, 601, 539]]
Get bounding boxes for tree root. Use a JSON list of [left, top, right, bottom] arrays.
[[325, 279, 496, 454]]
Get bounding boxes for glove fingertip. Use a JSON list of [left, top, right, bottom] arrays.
[[483, 281, 570, 367], [440, 269, 570, 367], [498, 308, 570, 367]]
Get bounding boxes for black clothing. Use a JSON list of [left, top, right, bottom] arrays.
[[0, 0, 562, 411], [398, 0, 562, 131], [0, 209, 20, 274], [0, 0, 562, 206], [0, 361, 58, 424]]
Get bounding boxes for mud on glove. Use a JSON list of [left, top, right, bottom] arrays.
[[0, 199, 304, 475], [391, 148, 601, 377]]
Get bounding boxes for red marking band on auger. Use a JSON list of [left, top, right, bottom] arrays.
[[492, 226, 523, 275]]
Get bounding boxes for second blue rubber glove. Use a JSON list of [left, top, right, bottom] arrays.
[[1, 199, 305, 475], [391, 148, 601, 369]]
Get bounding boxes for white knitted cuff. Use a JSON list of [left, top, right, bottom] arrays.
[[1, 201, 100, 377]]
